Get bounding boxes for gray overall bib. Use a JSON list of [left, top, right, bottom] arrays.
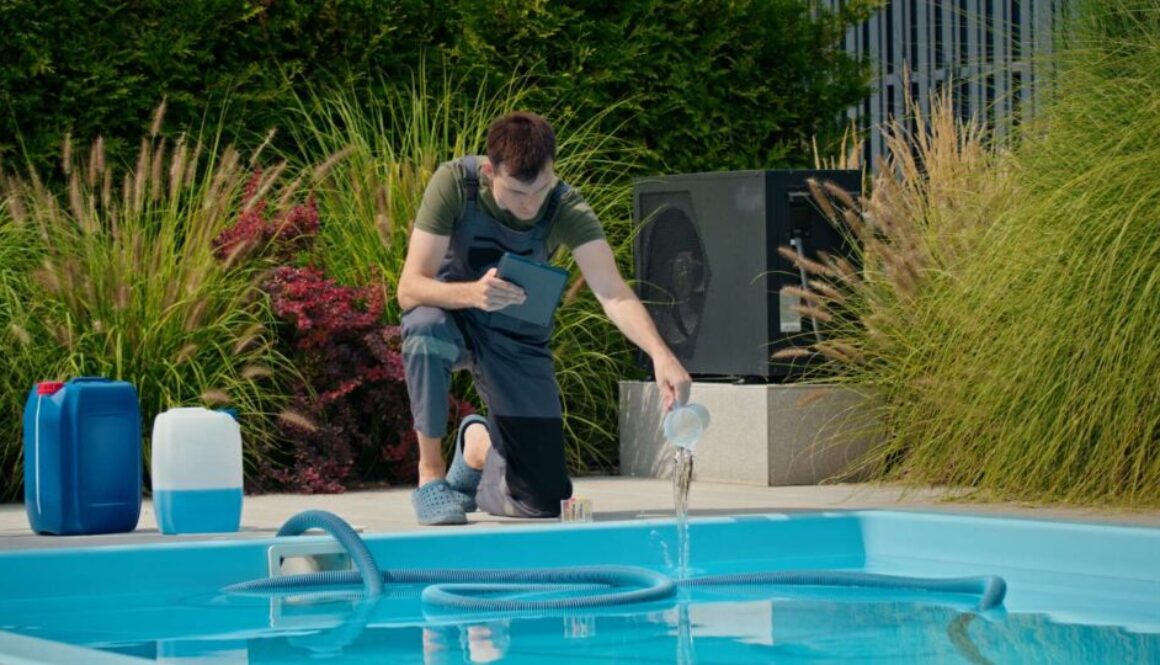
[[401, 156, 572, 518]]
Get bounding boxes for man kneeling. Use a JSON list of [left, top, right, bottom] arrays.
[[396, 111, 691, 525]]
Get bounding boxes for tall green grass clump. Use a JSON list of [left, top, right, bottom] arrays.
[[279, 66, 533, 312], [792, 0, 1160, 505], [0, 108, 299, 499], [0, 210, 56, 498], [281, 69, 647, 471]]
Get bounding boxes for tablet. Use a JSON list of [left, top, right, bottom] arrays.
[[495, 253, 570, 327]]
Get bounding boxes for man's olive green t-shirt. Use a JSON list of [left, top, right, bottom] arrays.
[[413, 157, 605, 253]]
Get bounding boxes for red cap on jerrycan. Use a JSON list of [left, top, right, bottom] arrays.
[[37, 381, 65, 395]]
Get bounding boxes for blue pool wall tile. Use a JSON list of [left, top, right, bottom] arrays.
[[0, 513, 867, 600], [857, 511, 1160, 581]]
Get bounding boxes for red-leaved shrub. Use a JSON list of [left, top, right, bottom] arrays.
[[216, 170, 472, 493]]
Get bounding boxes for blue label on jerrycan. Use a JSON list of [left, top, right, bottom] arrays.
[[23, 378, 142, 535], [154, 488, 244, 534]]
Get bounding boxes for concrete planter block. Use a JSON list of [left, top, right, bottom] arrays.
[[618, 381, 880, 486]]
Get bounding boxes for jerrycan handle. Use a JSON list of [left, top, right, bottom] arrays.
[[71, 376, 112, 383]]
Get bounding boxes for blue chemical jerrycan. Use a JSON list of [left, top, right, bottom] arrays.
[[23, 377, 142, 535]]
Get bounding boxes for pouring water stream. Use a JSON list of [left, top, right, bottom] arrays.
[[664, 403, 709, 582], [665, 402, 710, 662]]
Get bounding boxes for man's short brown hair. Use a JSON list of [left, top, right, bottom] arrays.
[[486, 111, 556, 182]]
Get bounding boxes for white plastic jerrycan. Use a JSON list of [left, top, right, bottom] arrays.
[[151, 407, 243, 534]]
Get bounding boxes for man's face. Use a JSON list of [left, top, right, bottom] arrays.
[[486, 161, 555, 222]]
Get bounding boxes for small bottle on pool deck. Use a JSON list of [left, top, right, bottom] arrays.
[[560, 497, 593, 522]]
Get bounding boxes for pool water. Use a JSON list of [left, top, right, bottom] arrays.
[[0, 511, 1157, 664]]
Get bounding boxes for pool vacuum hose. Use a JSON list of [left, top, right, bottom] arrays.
[[224, 510, 1007, 613]]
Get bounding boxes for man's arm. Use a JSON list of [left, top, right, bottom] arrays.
[[396, 229, 525, 312], [572, 239, 692, 410]]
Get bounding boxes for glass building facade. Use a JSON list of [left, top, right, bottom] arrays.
[[826, 1, 1070, 170]]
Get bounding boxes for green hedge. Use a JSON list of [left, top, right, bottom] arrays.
[[0, 1, 443, 170], [1, 0, 876, 174], [449, 0, 878, 172]]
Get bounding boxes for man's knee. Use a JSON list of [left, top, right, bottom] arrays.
[[476, 438, 573, 519], [485, 415, 572, 517], [402, 306, 453, 338], [520, 474, 572, 517], [401, 307, 460, 363], [479, 463, 572, 519]]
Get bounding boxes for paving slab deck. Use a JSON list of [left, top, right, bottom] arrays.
[[2, 478, 1158, 551]]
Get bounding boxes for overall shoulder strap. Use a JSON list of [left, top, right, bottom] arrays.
[[461, 156, 480, 202]]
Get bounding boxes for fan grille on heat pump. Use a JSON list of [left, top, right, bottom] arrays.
[[640, 205, 709, 349]]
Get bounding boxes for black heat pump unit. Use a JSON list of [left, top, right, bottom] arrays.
[[633, 169, 860, 381]]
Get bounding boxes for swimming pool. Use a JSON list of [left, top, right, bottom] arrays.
[[0, 510, 1157, 663]]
